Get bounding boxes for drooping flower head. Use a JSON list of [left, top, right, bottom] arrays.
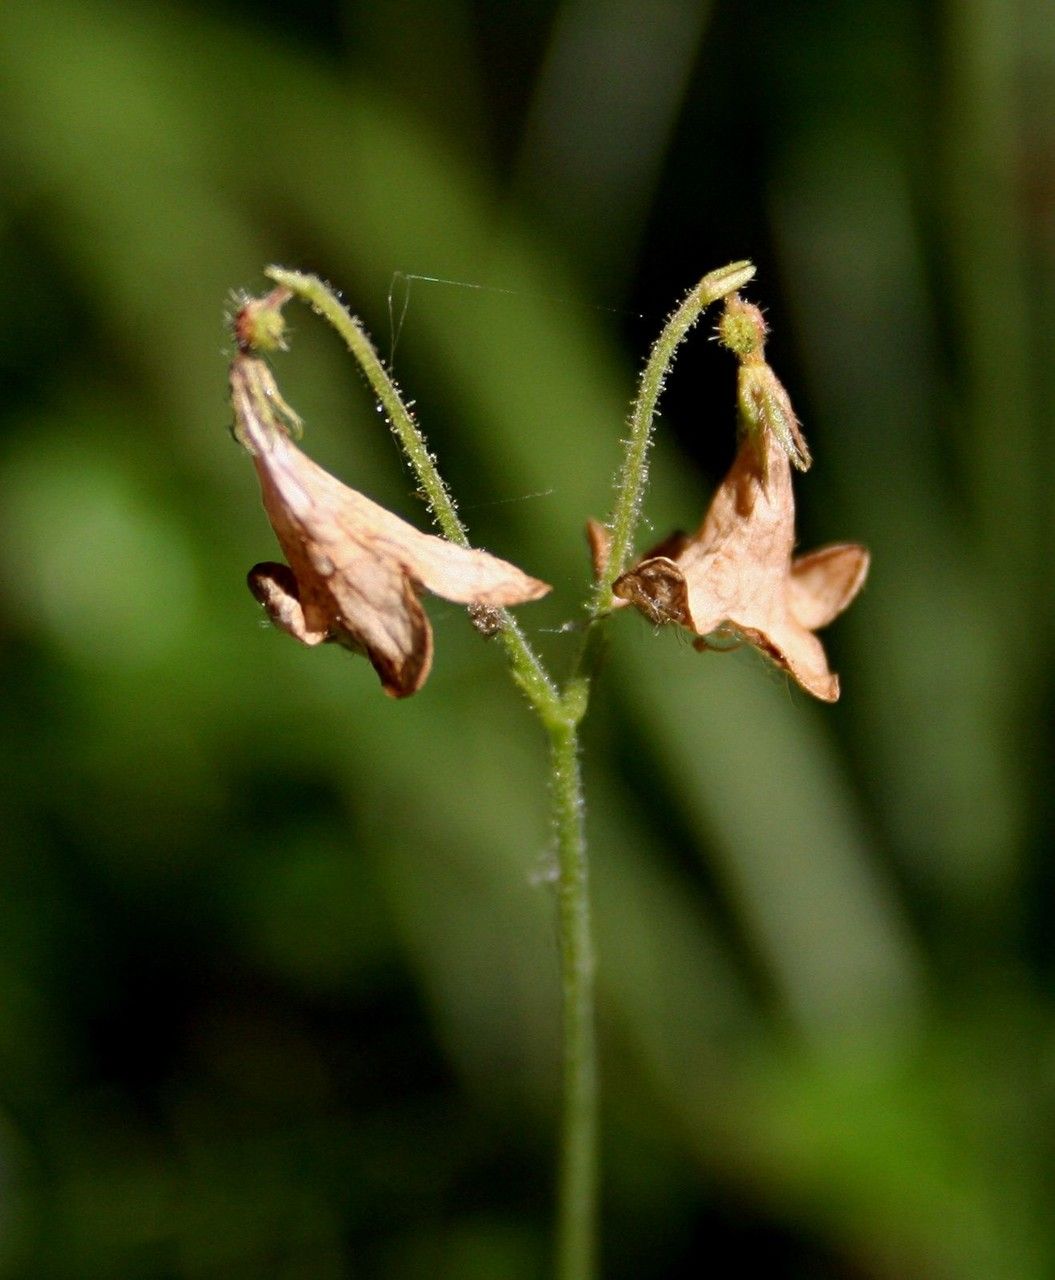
[[591, 293, 868, 701], [231, 352, 549, 697]]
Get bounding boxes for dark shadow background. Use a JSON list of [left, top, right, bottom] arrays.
[[0, 1, 1053, 1276]]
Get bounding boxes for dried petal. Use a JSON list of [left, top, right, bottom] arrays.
[[585, 519, 690, 589], [585, 518, 612, 583], [247, 561, 329, 646], [789, 544, 870, 631], [613, 556, 691, 627]]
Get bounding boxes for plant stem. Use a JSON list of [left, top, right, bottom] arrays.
[[267, 266, 465, 545], [540, 268, 756, 1276], [259, 262, 753, 1280], [549, 710, 596, 1280], [590, 259, 756, 614]]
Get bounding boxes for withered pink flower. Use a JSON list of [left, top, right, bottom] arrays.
[[597, 429, 868, 702], [231, 354, 550, 697]]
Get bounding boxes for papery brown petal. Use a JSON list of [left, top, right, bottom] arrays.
[[248, 549, 432, 696], [613, 557, 693, 628], [252, 430, 549, 609], [263, 487, 436, 698], [686, 433, 793, 557], [326, 555, 434, 697], [388, 531, 550, 606], [248, 561, 329, 646], [789, 544, 870, 630], [585, 518, 611, 583], [743, 622, 841, 702], [693, 619, 840, 701]]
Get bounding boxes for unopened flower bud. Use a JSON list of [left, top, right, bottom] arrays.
[[233, 286, 292, 354], [717, 293, 767, 361]]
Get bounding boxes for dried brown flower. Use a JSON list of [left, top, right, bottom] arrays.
[[232, 354, 550, 697], [596, 429, 868, 702]]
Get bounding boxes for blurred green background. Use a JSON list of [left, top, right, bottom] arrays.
[[1, 0, 1052, 1275]]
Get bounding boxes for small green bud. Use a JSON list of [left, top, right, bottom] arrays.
[[233, 286, 292, 354], [716, 293, 767, 361]]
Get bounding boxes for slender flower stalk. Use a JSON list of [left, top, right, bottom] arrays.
[[264, 267, 561, 720], [589, 260, 755, 615], [265, 267, 465, 545], [232, 261, 763, 1280]]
